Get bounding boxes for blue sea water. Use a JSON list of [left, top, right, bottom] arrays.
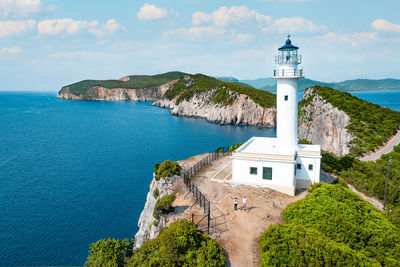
[[0, 92, 273, 266], [1, 90, 399, 266]]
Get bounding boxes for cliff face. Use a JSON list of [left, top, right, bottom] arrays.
[[57, 80, 178, 101], [134, 174, 179, 249], [298, 87, 355, 156], [153, 90, 276, 127]]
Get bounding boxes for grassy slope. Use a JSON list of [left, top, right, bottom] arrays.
[[64, 71, 186, 96], [299, 85, 400, 155], [166, 74, 276, 108], [260, 183, 400, 266]]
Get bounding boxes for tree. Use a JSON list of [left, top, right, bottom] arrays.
[[85, 238, 133, 267]]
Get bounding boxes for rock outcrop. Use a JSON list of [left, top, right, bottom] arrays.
[[153, 90, 276, 127], [57, 80, 178, 101], [298, 87, 355, 156], [134, 174, 180, 249]]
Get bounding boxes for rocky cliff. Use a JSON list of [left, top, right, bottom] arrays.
[[153, 75, 276, 127], [134, 174, 180, 249], [298, 87, 355, 156], [58, 79, 178, 101]]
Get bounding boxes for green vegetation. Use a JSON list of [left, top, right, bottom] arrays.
[[229, 142, 243, 152], [154, 160, 181, 181], [300, 86, 400, 155], [260, 183, 400, 266], [129, 220, 226, 266], [165, 74, 276, 108], [259, 224, 378, 266], [85, 238, 133, 267], [153, 188, 159, 199], [65, 72, 185, 96], [154, 193, 176, 217], [321, 144, 400, 228]]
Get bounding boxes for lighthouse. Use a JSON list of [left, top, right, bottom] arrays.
[[273, 35, 303, 148], [230, 35, 321, 196]]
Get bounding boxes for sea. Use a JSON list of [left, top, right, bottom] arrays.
[[0, 90, 399, 266]]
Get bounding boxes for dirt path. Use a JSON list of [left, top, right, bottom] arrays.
[[347, 184, 383, 211], [187, 156, 307, 267], [360, 129, 400, 162]]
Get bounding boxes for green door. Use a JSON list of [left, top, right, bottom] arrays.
[[263, 167, 272, 180]]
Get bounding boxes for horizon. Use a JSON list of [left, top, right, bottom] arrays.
[[1, 0, 400, 91]]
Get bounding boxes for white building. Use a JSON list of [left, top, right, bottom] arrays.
[[231, 36, 321, 196]]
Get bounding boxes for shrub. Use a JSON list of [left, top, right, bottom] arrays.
[[283, 183, 400, 265], [85, 238, 133, 267], [154, 193, 176, 215], [259, 224, 378, 266], [229, 142, 243, 152], [155, 160, 181, 181], [153, 188, 159, 199], [129, 220, 226, 266]]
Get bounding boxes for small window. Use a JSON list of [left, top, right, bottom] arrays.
[[263, 167, 272, 180], [284, 95, 288, 101], [250, 167, 257, 175], [296, 164, 302, 169], [308, 164, 313, 171]]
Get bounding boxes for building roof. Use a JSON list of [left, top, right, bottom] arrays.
[[279, 37, 298, 50]]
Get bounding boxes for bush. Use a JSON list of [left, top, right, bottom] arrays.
[[259, 224, 378, 266], [85, 238, 133, 267], [129, 220, 226, 266], [229, 142, 243, 152], [155, 160, 181, 181], [154, 193, 176, 215], [153, 188, 159, 199], [282, 183, 400, 265]]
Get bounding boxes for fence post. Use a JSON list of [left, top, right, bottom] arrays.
[[207, 202, 210, 234], [192, 213, 194, 223]]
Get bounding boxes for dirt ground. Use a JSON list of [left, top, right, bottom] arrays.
[[169, 154, 307, 267]]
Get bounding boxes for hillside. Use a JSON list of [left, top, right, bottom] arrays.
[[260, 183, 400, 266], [299, 86, 400, 156], [230, 77, 400, 93], [154, 74, 277, 127]]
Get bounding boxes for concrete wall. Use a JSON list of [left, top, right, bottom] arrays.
[[231, 157, 296, 196], [276, 78, 299, 148], [294, 155, 321, 188]]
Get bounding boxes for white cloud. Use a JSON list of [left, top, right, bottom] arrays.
[[137, 4, 168, 21], [372, 19, 400, 33], [0, 19, 36, 37], [0, 0, 56, 19], [307, 32, 379, 46], [37, 18, 98, 35], [88, 19, 124, 38], [0, 46, 22, 55], [37, 18, 123, 37], [233, 33, 255, 44], [192, 6, 271, 27], [270, 17, 326, 33]]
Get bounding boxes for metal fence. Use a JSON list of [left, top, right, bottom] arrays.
[[181, 146, 231, 233]]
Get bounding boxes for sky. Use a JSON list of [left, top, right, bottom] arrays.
[[0, 0, 400, 91]]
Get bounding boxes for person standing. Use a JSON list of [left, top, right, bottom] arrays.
[[242, 197, 247, 211], [234, 197, 238, 211]]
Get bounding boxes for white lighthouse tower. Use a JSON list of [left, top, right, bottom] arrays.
[[274, 35, 303, 148], [231, 35, 321, 196]]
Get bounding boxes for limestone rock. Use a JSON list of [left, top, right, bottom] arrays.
[[153, 89, 276, 127], [134, 174, 179, 249], [298, 87, 355, 156]]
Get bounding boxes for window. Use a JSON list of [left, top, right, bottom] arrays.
[[308, 164, 313, 171], [296, 164, 301, 169], [250, 167, 257, 175], [263, 167, 272, 180], [284, 95, 288, 101]]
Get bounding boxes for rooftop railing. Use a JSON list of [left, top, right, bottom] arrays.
[[273, 69, 304, 78]]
